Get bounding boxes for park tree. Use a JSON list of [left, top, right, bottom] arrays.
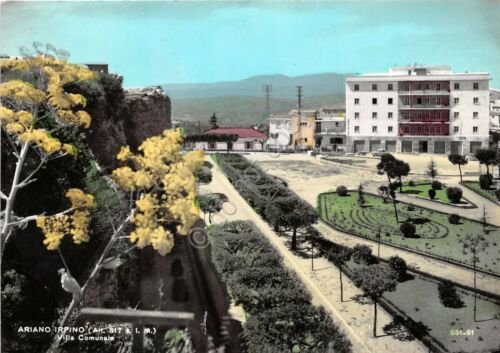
[[389, 159, 410, 192], [376, 153, 397, 184], [357, 183, 366, 207], [330, 248, 352, 302], [198, 194, 223, 224], [0, 52, 96, 254], [462, 234, 489, 321], [377, 185, 389, 203], [209, 112, 218, 129], [267, 196, 318, 250], [377, 154, 401, 221], [474, 149, 496, 178], [388, 256, 407, 281], [426, 158, 438, 180], [448, 154, 468, 182], [352, 264, 398, 337]]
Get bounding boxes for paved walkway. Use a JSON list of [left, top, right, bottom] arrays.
[[375, 180, 500, 227], [201, 160, 427, 353]]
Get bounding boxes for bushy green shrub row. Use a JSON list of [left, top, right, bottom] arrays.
[[215, 154, 317, 250], [208, 221, 352, 353]]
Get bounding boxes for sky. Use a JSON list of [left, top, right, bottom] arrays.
[[1, 0, 499, 88]]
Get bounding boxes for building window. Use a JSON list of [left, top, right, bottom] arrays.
[[354, 98, 360, 105], [454, 126, 459, 133], [424, 98, 430, 105], [388, 112, 393, 118], [388, 98, 393, 105], [403, 97, 410, 105], [388, 126, 393, 133], [300, 122, 307, 127], [354, 126, 360, 133], [436, 126, 441, 133], [473, 82, 479, 90], [388, 84, 393, 91], [245, 141, 252, 149], [416, 83, 422, 90], [315, 121, 322, 131], [453, 112, 459, 118], [454, 97, 460, 104], [404, 126, 410, 133], [473, 112, 478, 118], [335, 122, 339, 127], [372, 98, 378, 105], [436, 83, 441, 91], [473, 97, 479, 104], [425, 83, 430, 90], [304, 138, 308, 142], [372, 112, 377, 119], [454, 83, 460, 90], [473, 126, 478, 133], [354, 84, 359, 91], [372, 84, 377, 91], [417, 97, 422, 105], [372, 126, 378, 133], [209, 142, 216, 149], [417, 126, 422, 133], [354, 112, 360, 119]]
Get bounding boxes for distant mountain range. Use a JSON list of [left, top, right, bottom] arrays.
[[161, 73, 349, 125]]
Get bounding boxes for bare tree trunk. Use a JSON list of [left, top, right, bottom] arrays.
[[339, 266, 344, 302], [291, 227, 297, 250], [1, 142, 29, 254], [473, 258, 477, 322], [458, 164, 463, 183], [373, 299, 378, 337]]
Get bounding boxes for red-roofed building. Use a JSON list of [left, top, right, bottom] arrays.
[[195, 127, 267, 151]]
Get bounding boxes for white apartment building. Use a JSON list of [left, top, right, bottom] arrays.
[[315, 108, 347, 151], [346, 65, 491, 155], [266, 115, 292, 150]]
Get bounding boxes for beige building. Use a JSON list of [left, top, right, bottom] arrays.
[[290, 109, 317, 150]]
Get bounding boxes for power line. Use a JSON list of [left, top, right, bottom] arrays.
[[262, 84, 272, 120]]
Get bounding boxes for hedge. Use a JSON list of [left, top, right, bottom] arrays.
[[208, 221, 352, 353]]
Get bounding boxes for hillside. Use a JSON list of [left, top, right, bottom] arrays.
[[171, 94, 345, 125], [163, 72, 348, 125]]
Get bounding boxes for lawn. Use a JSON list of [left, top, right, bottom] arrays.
[[343, 259, 500, 353], [382, 272, 500, 353], [401, 182, 449, 202], [318, 192, 500, 275], [461, 181, 499, 204]]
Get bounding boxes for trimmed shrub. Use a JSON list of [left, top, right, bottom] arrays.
[[400, 222, 417, 238], [352, 244, 373, 264], [388, 256, 407, 281], [431, 180, 442, 190], [446, 187, 463, 203], [479, 174, 493, 190], [448, 213, 461, 225], [428, 189, 436, 200], [408, 180, 415, 187], [496, 189, 500, 201], [438, 280, 464, 308], [336, 185, 348, 196]]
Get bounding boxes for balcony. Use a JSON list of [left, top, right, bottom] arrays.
[[398, 89, 450, 96], [399, 103, 450, 110], [399, 123, 449, 136]]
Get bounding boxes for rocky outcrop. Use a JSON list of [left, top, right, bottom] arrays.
[[85, 82, 171, 169], [122, 86, 172, 150]]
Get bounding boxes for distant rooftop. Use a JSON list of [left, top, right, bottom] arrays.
[[348, 65, 490, 81], [205, 127, 267, 139]]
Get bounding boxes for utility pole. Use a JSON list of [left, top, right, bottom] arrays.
[[296, 86, 303, 150], [262, 84, 272, 120]]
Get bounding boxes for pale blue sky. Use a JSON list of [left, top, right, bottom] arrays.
[[1, 0, 499, 87]]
